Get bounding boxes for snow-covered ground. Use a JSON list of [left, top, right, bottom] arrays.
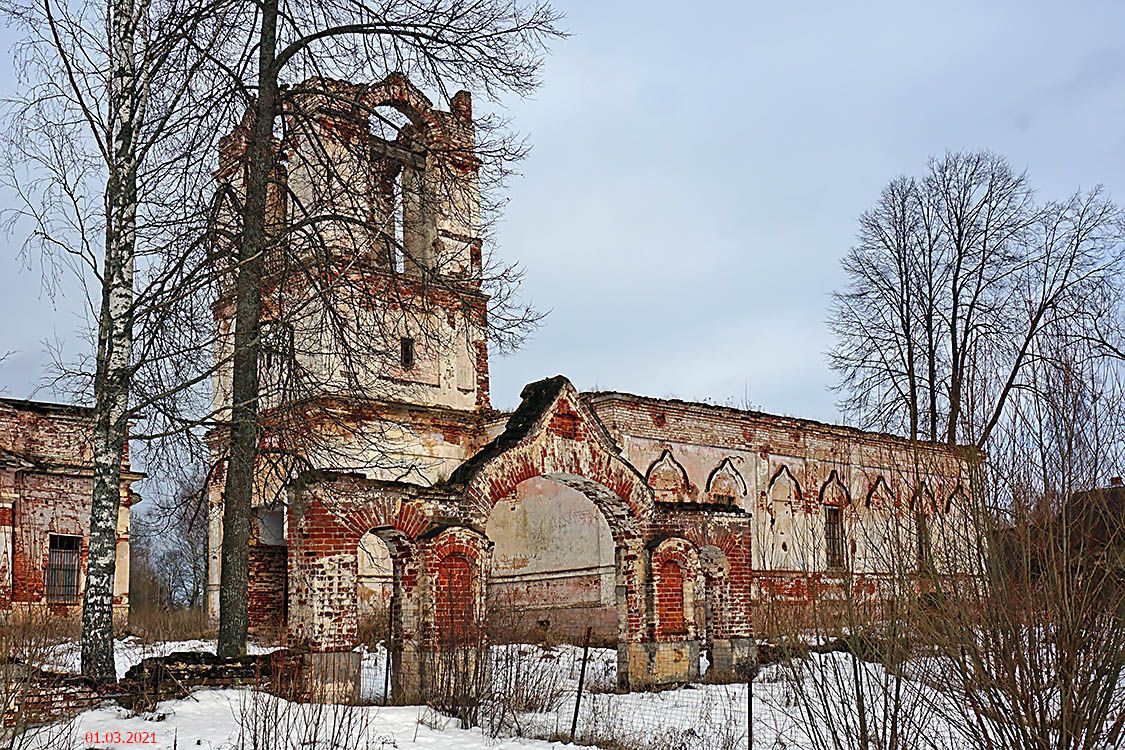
[[16, 638, 965, 750], [33, 690, 568, 750]]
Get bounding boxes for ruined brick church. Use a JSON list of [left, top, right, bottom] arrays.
[[205, 74, 971, 698]]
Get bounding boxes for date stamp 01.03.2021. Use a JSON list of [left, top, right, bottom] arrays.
[[81, 730, 159, 746]]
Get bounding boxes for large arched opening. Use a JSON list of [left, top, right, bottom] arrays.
[[448, 380, 672, 688], [352, 526, 421, 704], [357, 531, 393, 625], [465, 462, 656, 689], [485, 475, 618, 646]]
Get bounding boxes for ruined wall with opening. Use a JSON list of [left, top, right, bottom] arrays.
[[586, 391, 970, 634], [277, 374, 972, 695], [486, 476, 617, 643], [0, 399, 138, 616]]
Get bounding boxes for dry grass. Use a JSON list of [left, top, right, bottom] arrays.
[[125, 605, 210, 643], [234, 677, 392, 750], [0, 608, 83, 750], [355, 601, 390, 652]]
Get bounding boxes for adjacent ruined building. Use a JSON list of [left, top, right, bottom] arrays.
[[0, 399, 140, 619], [206, 74, 972, 698]]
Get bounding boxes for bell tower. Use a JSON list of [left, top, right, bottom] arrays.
[[206, 76, 493, 625], [212, 74, 491, 418]]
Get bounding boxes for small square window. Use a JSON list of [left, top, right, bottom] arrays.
[[400, 337, 416, 371]]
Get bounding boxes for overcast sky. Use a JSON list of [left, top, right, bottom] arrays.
[[2, 0, 1124, 426]]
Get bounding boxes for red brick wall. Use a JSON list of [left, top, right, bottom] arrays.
[[435, 553, 475, 640], [0, 401, 135, 611], [12, 473, 93, 606], [649, 511, 753, 642], [0, 403, 94, 467], [286, 476, 441, 651], [248, 544, 287, 631], [426, 527, 487, 646], [656, 559, 685, 637]]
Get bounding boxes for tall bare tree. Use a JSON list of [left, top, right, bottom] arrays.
[[830, 151, 1125, 449], [132, 474, 208, 612], [806, 150, 1125, 750]]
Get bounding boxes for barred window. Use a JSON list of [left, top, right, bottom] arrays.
[[46, 534, 81, 604], [916, 513, 933, 570], [825, 506, 845, 570]]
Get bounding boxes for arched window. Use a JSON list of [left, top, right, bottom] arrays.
[[821, 471, 849, 570], [357, 532, 393, 615], [760, 466, 802, 570], [913, 484, 935, 570], [858, 476, 896, 574], [865, 476, 894, 509], [372, 159, 404, 270], [367, 112, 437, 274]]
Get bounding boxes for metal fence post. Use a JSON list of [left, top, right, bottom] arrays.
[[383, 595, 395, 705], [571, 626, 593, 742]]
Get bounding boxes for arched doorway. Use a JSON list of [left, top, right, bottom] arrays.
[[355, 531, 394, 702], [357, 531, 393, 625], [354, 526, 420, 704], [448, 378, 659, 689]]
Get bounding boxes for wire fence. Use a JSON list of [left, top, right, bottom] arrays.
[[352, 635, 817, 750]]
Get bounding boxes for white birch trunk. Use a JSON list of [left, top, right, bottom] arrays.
[[80, 0, 141, 683]]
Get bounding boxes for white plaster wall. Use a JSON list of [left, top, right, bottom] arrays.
[[486, 477, 615, 609]]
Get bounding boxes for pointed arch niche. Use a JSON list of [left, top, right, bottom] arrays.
[[865, 475, 895, 510], [646, 450, 690, 503], [706, 458, 747, 505], [759, 465, 803, 570], [768, 465, 802, 507]]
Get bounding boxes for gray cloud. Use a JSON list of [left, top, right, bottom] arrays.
[[3, 0, 1124, 432]]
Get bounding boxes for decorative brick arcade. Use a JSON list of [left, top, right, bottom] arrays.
[[285, 377, 755, 699]]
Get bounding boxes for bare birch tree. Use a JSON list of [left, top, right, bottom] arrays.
[[0, 0, 237, 681]]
